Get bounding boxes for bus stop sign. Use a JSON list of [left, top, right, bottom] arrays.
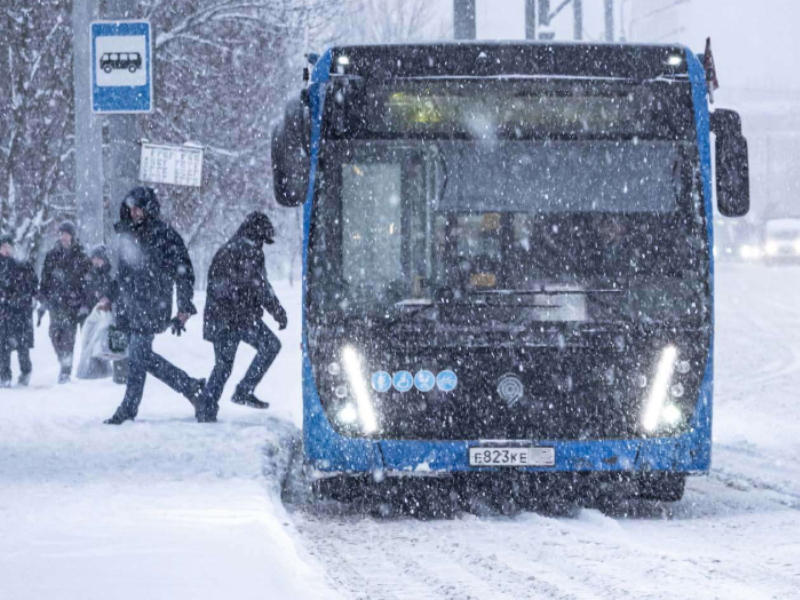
[[91, 20, 152, 113]]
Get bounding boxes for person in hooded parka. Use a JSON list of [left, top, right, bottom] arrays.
[[0, 235, 38, 388], [196, 212, 287, 422], [104, 186, 205, 424], [38, 221, 91, 383]]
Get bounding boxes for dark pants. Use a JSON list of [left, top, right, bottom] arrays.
[[201, 321, 281, 417], [0, 344, 31, 382], [117, 332, 197, 419], [49, 310, 79, 374]]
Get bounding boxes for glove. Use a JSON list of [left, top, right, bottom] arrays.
[[37, 305, 47, 327], [274, 306, 288, 330], [170, 316, 187, 337], [79, 306, 90, 317]]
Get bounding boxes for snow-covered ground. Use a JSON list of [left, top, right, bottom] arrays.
[[2, 266, 800, 599]]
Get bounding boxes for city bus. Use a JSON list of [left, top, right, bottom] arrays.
[[272, 42, 750, 504]]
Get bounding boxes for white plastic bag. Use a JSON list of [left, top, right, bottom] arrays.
[[76, 308, 114, 379]]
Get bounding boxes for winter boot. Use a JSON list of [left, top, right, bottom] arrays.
[[58, 367, 71, 384], [18, 372, 31, 387], [104, 410, 134, 425], [231, 388, 270, 410], [197, 409, 218, 424], [0, 380, 10, 389]]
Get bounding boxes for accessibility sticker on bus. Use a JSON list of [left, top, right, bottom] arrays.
[[371, 371, 392, 393], [436, 370, 458, 392], [393, 371, 414, 393], [414, 370, 436, 392]]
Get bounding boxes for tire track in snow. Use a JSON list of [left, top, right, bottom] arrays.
[[295, 515, 526, 600], [463, 515, 636, 600], [429, 526, 585, 600]]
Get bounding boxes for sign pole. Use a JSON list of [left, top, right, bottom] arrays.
[[72, 0, 103, 248], [103, 0, 141, 243]]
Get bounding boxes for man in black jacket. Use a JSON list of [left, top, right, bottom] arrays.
[[1, 235, 38, 387], [38, 221, 91, 383], [105, 187, 205, 425], [196, 212, 287, 422]]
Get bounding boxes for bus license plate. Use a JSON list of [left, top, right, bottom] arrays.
[[469, 447, 555, 467]]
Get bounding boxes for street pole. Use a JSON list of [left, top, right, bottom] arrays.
[[538, 0, 554, 40], [102, 0, 140, 243], [453, 0, 476, 40], [605, 0, 615, 42], [71, 0, 103, 248], [525, 0, 537, 40], [574, 0, 583, 40]]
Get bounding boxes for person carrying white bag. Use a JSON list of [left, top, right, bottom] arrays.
[[76, 246, 117, 379]]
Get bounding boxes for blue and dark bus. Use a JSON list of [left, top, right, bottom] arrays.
[[272, 42, 750, 504]]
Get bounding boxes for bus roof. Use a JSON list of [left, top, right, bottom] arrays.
[[328, 42, 690, 82]]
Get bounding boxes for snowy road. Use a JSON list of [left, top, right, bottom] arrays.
[[289, 262, 800, 600], [2, 265, 800, 599]]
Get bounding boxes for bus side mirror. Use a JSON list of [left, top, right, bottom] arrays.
[[710, 109, 750, 217], [271, 93, 311, 207]]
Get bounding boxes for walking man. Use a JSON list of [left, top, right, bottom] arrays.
[[0, 235, 38, 387], [105, 187, 205, 425], [38, 221, 91, 383], [197, 212, 287, 422]]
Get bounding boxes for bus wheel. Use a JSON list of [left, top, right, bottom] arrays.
[[103, 65, 112, 74], [638, 473, 686, 502], [128, 65, 138, 73]]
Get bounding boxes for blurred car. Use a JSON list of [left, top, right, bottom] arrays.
[[763, 218, 800, 264]]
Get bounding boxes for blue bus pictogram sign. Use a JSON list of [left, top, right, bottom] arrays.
[[91, 20, 153, 113]]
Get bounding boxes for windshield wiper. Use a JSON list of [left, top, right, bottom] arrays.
[[471, 288, 631, 321], [384, 298, 438, 328]]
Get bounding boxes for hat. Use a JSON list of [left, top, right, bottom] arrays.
[[121, 186, 160, 222], [89, 244, 110, 262], [237, 212, 275, 245], [58, 220, 77, 238], [0, 233, 14, 247]]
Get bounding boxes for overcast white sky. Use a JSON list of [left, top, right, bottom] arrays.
[[428, 0, 800, 93]]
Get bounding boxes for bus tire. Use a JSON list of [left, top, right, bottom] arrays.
[[103, 65, 112, 74], [639, 473, 686, 502]]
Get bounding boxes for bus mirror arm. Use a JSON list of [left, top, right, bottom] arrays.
[[711, 109, 750, 218]]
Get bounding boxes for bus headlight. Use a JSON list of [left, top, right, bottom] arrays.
[[341, 345, 379, 434], [642, 345, 678, 433], [662, 403, 682, 426], [337, 403, 359, 424]]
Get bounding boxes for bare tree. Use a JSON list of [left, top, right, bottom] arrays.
[[342, 0, 448, 43], [0, 0, 75, 260], [137, 0, 347, 280]]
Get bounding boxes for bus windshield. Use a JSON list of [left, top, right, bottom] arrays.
[[310, 79, 708, 325]]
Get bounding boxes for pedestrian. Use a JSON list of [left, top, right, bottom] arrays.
[[0, 235, 38, 388], [83, 245, 117, 311], [76, 245, 117, 380], [104, 186, 205, 425], [38, 220, 91, 383], [196, 212, 287, 423]]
